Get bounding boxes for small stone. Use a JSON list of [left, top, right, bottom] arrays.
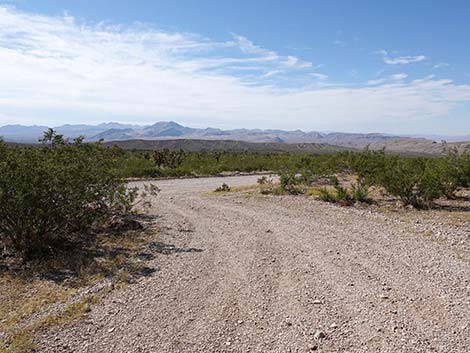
[[313, 300, 323, 305], [225, 341, 231, 346], [308, 343, 318, 351], [107, 327, 115, 333], [237, 320, 244, 325], [380, 294, 389, 300], [313, 330, 326, 340], [330, 323, 338, 329]]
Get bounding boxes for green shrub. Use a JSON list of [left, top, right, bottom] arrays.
[[351, 180, 370, 203], [379, 157, 446, 208], [441, 149, 470, 195], [329, 176, 350, 202], [317, 187, 336, 202], [279, 172, 307, 195], [0, 131, 147, 258]]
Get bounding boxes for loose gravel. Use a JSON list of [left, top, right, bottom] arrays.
[[37, 175, 470, 353]]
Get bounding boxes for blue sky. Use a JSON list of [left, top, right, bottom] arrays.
[[0, 0, 469, 134]]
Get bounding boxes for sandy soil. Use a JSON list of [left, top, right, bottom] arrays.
[[37, 175, 470, 352]]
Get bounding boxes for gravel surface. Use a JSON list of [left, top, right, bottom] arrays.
[[38, 175, 470, 353]]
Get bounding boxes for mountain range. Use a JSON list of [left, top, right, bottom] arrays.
[[1, 121, 469, 155]]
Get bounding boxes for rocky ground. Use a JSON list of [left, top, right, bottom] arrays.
[[37, 175, 470, 352]]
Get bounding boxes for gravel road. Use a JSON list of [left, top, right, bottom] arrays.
[[39, 175, 470, 352]]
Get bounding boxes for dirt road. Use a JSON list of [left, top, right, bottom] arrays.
[[39, 176, 470, 352]]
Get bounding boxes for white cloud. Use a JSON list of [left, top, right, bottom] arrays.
[[376, 49, 426, 65], [333, 39, 346, 47], [262, 70, 281, 78], [368, 73, 408, 85], [0, 6, 470, 131], [367, 78, 386, 86], [390, 73, 408, 80], [375, 49, 388, 56], [310, 73, 328, 80], [433, 62, 450, 69], [384, 55, 426, 65]]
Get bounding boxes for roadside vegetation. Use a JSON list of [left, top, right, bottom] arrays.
[[271, 149, 470, 209], [116, 146, 470, 209]]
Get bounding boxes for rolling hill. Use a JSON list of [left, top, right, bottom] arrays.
[[103, 139, 348, 153]]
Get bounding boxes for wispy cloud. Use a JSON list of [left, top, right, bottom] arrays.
[[367, 78, 386, 86], [333, 39, 346, 47], [390, 73, 408, 80], [433, 62, 450, 69], [367, 73, 407, 85], [384, 55, 426, 65], [310, 73, 329, 80], [0, 6, 469, 131], [377, 49, 426, 65]]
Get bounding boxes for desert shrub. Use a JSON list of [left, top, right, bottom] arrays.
[[379, 156, 446, 208], [329, 176, 351, 202], [441, 149, 470, 195], [118, 154, 160, 178], [314, 176, 370, 205], [351, 179, 371, 203], [279, 172, 308, 195], [214, 183, 231, 192], [317, 187, 336, 202], [348, 149, 467, 208], [153, 149, 186, 169], [0, 131, 148, 258]]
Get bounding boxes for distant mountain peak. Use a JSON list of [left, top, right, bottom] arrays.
[[148, 121, 182, 128]]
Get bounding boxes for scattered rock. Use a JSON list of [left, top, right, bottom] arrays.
[[83, 303, 91, 313], [313, 330, 326, 340], [308, 343, 318, 351]]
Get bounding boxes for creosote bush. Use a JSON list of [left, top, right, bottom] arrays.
[[348, 150, 469, 208], [0, 130, 152, 258], [279, 172, 310, 195]]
